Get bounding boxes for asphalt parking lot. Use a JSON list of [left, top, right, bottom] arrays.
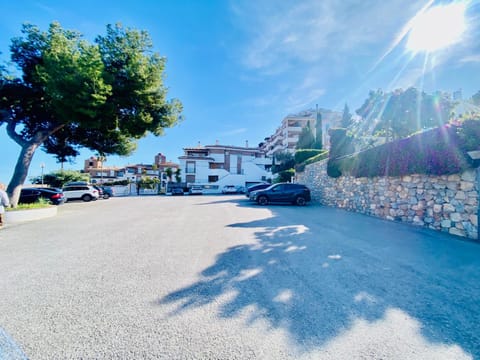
[[0, 195, 479, 359]]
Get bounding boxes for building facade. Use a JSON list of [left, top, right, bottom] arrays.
[[261, 108, 341, 157], [178, 143, 272, 193]]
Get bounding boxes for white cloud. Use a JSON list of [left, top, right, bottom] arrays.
[[231, 0, 479, 113], [460, 54, 480, 63], [234, 0, 428, 73]]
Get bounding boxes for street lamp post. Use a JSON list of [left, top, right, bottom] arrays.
[[40, 163, 45, 185]]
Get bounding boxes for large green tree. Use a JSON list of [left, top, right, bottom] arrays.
[[356, 87, 454, 141], [0, 22, 182, 206], [30, 170, 90, 188], [472, 90, 480, 106], [313, 109, 323, 149]]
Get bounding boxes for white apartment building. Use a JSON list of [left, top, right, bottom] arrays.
[[261, 108, 342, 157], [178, 143, 272, 193]]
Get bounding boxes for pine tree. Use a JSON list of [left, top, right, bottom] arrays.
[[341, 103, 353, 128]]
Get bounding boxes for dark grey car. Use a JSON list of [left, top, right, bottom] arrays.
[[250, 183, 311, 206]]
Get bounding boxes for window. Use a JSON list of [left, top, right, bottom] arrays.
[[208, 175, 219, 183], [209, 163, 224, 169], [186, 161, 196, 174]]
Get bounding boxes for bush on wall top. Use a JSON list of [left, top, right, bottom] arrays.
[[330, 118, 479, 178], [305, 150, 329, 165], [294, 149, 327, 164]]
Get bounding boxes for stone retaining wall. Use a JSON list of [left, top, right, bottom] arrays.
[[297, 160, 479, 240]]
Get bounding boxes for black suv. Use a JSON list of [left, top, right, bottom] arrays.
[[250, 183, 311, 206]]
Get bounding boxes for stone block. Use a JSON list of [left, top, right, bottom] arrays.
[[433, 204, 442, 213], [460, 181, 474, 191], [467, 191, 478, 198], [447, 174, 461, 182], [470, 214, 478, 227], [442, 204, 455, 213], [449, 227, 466, 237], [441, 219, 451, 228], [450, 212, 462, 222], [454, 191, 466, 200], [413, 216, 424, 226]]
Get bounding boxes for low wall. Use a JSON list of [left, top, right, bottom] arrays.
[[297, 160, 479, 240]]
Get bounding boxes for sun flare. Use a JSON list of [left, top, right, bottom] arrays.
[[406, 2, 467, 52]]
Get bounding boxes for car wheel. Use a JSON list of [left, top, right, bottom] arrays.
[[103, 193, 110, 199], [295, 196, 306, 206], [257, 195, 268, 205], [82, 194, 92, 202]]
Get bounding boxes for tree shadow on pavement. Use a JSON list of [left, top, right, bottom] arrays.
[[159, 206, 480, 357]]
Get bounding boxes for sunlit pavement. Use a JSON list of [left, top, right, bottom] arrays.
[[0, 195, 479, 359]]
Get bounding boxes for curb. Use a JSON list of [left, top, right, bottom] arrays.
[[5, 206, 58, 223]]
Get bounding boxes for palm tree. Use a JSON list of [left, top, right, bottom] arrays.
[[175, 168, 181, 183], [165, 167, 173, 182]]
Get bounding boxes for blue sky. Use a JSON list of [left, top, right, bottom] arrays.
[[1, 0, 479, 184]]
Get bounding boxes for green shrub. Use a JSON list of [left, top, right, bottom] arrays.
[[9, 198, 52, 210], [275, 168, 295, 183], [304, 150, 329, 165], [328, 128, 354, 159], [294, 149, 325, 164], [327, 160, 342, 178]]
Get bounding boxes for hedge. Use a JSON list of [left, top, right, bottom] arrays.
[[294, 149, 326, 164], [330, 120, 479, 178], [305, 150, 329, 165]]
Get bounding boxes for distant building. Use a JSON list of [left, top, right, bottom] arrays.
[[83, 153, 180, 190], [261, 108, 341, 157], [178, 142, 272, 193], [453, 89, 463, 101]]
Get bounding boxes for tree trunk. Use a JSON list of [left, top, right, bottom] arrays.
[[7, 142, 41, 207]]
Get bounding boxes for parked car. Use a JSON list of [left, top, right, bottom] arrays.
[[245, 183, 271, 198], [236, 185, 246, 194], [222, 185, 238, 194], [62, 185, 99, 202], [189, 185, 203, 195], [19, 187, 66, 205], [250, 183, 311, 206], [100, 186, 114, 199], [63, 181, 89, 186], [92, 185, 104, 198], [171, 188, 184, 196]]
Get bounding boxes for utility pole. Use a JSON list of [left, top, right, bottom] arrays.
[[40, 163, 45, 185]]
